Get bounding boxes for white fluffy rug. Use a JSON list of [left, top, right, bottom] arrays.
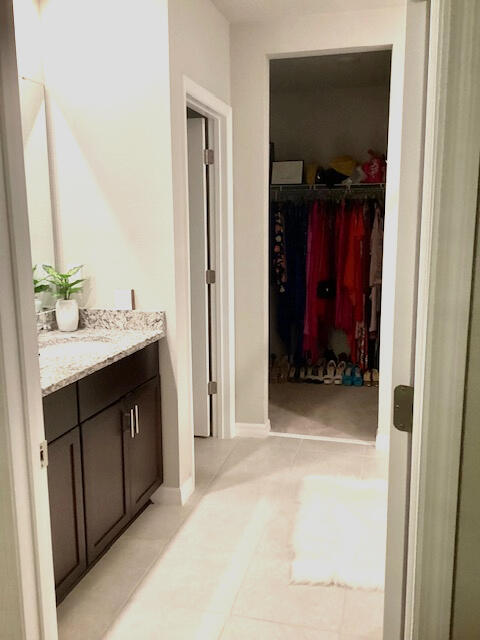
[[291, 475, 387, 590]]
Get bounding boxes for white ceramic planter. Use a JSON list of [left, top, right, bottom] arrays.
[[56, 299, 79, 332]]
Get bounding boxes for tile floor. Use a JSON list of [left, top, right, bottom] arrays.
[[57, 436, 387, 640], [269, 383, 379, 441]]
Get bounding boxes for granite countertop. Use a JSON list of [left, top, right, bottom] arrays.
[[39, 310, 165, 396]]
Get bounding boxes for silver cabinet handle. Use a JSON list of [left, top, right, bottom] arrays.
[[130, 408, 135, 438], [135, 404, 139, 435]]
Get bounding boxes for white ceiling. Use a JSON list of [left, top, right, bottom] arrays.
[[211, 0, 403, 24], [270, 50, 392, 92]]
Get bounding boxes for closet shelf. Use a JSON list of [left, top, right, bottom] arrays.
[[270, 183, 385, 191]]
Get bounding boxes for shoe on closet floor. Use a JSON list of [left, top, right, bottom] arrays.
[[288, 365, 298, 383], [310, 364, 323, 384], [371, 368, 379, 387], [363, 369, 372, 387], [324, 360, 336, 384], [342, 363, 354, 386], [352, 365, 363, 386], [334, 360, 346, 385]]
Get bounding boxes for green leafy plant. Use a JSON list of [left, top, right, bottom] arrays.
[[33, 265, 51, 295], [43, 265, 84, 300]]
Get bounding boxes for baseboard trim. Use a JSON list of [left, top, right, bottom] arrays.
[[235, 420, 271, 438], [150, 475, 195, 506]]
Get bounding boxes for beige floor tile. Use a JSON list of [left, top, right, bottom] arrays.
[[361, 455, 389, 481], [122, 503, 192, 541], [57, 436, 387, 640], [233, 541, 346, 632], [125, 539, 255, 615], [75, 537, 166, 598], [105, 604, 227, 639], [57, 584, 120, 640], [57, 537, 166, 639], [298, 438, 375, 458], [290, 450, 364, 483], [220, 615, 338, 639], [341, 589, 384, 638]]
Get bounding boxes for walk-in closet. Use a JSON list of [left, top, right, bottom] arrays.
[[269, 51, 391, 441]]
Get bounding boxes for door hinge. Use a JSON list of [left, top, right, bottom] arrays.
[[208, 381, 218, 395], [393, 385, 414, 433], [206, 269, 216, 285], [203, 148, 214, 165], [40, 440, 48, 468]]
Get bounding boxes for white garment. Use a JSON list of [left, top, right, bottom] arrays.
[[369, 285, 381, 333], [369, 207, 383, 287]]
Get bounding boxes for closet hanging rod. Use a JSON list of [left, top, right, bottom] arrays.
[[270, 183, 385, 192]]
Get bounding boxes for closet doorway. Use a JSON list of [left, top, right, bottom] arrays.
[[269, 51, 391, 442], [187, 107, 217, 438]]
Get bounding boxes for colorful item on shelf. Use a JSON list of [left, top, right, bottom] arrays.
[[329, 155, 357, 178], [361, 149, 386, 183]]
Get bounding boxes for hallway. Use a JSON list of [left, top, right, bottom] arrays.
[[58, 436, 387, 639]]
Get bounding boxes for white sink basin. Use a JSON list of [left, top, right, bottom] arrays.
[[39, 339, 114, 360]]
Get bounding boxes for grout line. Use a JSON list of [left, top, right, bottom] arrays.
[[270, 431, 376, 447], [225, 611, 343, 634]]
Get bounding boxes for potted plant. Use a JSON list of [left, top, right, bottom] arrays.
[[43, 265, 84, 332], [33, 265, 51, 313]]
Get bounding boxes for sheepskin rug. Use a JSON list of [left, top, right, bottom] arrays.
[[291, 475, 387, 590]]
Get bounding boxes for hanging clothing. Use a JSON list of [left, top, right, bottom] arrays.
[[369, 204, 383, 287], [270, 192, 384, 370], [303, 200, 335, 362], [272, 208, 287, 293], [285, 202, 308, 363], [271, 201, 308, 363], [368, 204, 383, 335]]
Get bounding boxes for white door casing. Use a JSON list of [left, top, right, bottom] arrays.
[[381, 2, 429, 638], [405, 0, 480, 638], [187, 117, 211, 437], [184, 75, 236, 444], [0, 1, 57, 638]]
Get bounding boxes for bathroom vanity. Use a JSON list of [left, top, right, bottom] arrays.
[[39, 310, 165, 602]]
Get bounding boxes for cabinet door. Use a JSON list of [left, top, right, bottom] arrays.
[[47, 427, 86, 602], [81, 400, 131, 564], [129, 378, 163, 514]]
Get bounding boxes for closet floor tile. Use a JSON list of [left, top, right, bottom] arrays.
[[269, 383, 379, 441]]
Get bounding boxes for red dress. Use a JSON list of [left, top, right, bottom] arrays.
[[303, 201, 335, 362]]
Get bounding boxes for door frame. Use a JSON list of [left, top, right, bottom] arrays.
[[0, 2, 57, 638], [404, 1, 480, 638], [183, 76, 236, 441]]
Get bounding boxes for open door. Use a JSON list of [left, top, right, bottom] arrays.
[[187, 117, 212, 437], [382, 2, 429, 638]]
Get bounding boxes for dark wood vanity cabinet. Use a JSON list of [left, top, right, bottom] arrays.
[[47, 426, 87, 603], [128, 378, 163, 515], [43, 343, 162, 601], [82, 399, 132, 564]]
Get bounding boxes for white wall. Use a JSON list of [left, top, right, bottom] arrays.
[[271, 85, 390, 167], [38, 0, 230, 492], [231, 7, 405, 426], [38, 0, 180, 487], [167, 0, 231, 486]]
